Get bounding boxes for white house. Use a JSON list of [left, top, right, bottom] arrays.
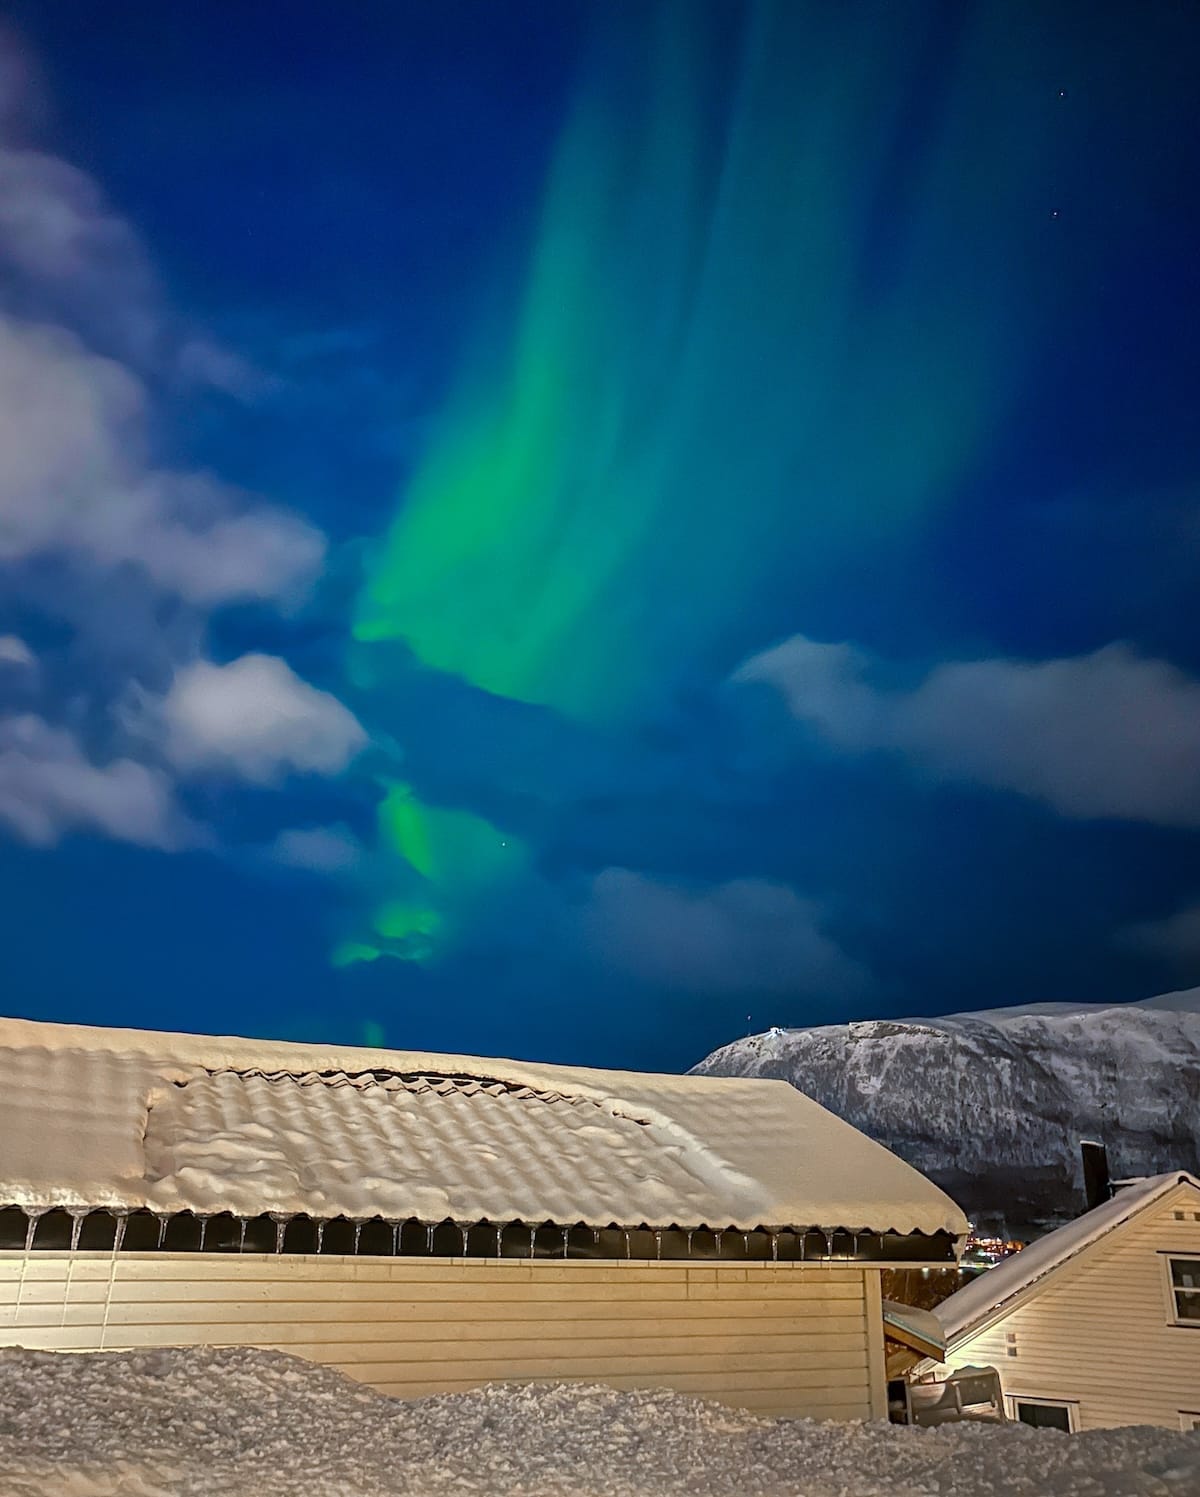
[[0, 1015, 967, 1420], [924, 1170, 1200, 1431]]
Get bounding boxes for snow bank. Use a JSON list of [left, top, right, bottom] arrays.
[[1, 1347, 1197, 1496]]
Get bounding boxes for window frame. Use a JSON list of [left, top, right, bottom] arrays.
[[1163, 1254, 1200, 1328], [1180, 1411, 1199, 1433], [1009, 1396, 1078, 1433]]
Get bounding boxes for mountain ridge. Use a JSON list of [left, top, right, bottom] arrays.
[[690, 989, 1200, 1233]]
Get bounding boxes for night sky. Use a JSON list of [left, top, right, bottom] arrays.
[[2, 1, 1199, 1072]]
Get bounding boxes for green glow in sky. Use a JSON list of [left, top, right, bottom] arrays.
[[338, 781, 526, 966], [347, 1, 1050, 963]]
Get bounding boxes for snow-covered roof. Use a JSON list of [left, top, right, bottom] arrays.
[[0, 1016, 967, 1237], [881, 1299, 945, 1360], [935, 1170, 1200, 1344]]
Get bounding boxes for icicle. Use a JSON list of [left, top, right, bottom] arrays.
[[113, 1215, 127, 1254], [69, 1212, 84, 1253], [461, 1225, 471, 1256], [797, 1231, 807, 1262], [686, 1230, 694, 1256], [198, 1217, 208, 1252], [654, 1230, 663, 1260], [770, 1232, 779, 1262], [275, 1218, 287, 1254], [390, 1221, 400, 1255], [495, 1224, 503, 1256], [851, 1233, 860, 1259], [237, 1217, 248, 1253], [823, 1230, 833, 1257], [425, 1223, 435, 1254], [528, 1226, 536, 1260], [592, 1227, 601, 1246], [623, 1229, 631, 1259], [714, 1230, 723, 1256], [315, 1220, 326, 1253], [561, 1227, 570, 1258], [743, 1232, 751, 1255], [155, 1216, 168, 1250], [352, 1221, 363, 1254], [23, 1211, 38, 1253]]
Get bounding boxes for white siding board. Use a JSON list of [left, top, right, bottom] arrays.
[[0, 1252, 881, 1420], [940, 1183, 1200, 1430]]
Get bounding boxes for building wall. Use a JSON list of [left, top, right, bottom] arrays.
[[937, 1182, 1200, 1431], [0, 1252, 888, 1420]]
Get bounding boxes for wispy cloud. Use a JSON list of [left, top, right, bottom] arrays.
[[0, 634, 34, 670], [0, 29, 358, 858], [0, 318, 323, 600], [1119, 900, 1200, 967], [584, 868, 871, 999], [0, 26, 271, 394], [736, 636, 1200, 827], [157, 655, 367, 784], [268, 824, 364, 874], [0, 713, 194, 849]]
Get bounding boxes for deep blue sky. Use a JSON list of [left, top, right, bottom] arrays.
[[1, 1, 1199, 1072]]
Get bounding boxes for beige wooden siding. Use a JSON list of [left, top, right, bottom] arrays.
[[940, 1183, 1200, 1430], [0, 1254, 884, 1420]]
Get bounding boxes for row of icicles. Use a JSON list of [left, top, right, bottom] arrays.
[[9, 1207, 858, 1262]]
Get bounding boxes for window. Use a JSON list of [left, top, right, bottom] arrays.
[[1167, 1258, 1200, 1325], [1013, 1399, 1074, 1432]]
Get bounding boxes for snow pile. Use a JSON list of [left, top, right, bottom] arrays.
[[1, 1347, 1198, 1496]]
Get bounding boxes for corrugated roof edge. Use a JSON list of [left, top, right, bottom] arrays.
[[0, 1015, 971, 1241], [934, 1170, 1200, 1345], [0, 1013, 786, 1099]]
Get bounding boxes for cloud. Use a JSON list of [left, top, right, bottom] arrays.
[[0, 30, 348, 864], [583, 868, 872, 998], [0, 318, 323, 602], [269, 824, 363, 873], [159, 655, 367, 784], [0, 144, 159, 360], [0, 713, 188, 849], [0, 634, 34, 669], [1119, 900, 1200, 966], [736, 636, 1200, 826], [0, 32, 270, 393]]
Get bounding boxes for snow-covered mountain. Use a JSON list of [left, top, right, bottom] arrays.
[[690, 989, 1200, 1233]]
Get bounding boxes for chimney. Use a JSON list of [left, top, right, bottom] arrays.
[[1080, 1140, 1112, 1212]]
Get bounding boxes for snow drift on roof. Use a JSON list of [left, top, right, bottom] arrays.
[[935, 1170, 1200, 1343], [0, 1015, 967, 1237]]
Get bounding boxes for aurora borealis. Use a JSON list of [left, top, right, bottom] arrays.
[[345, 0, 1064, 969], [3, 0, 1200, 1069]]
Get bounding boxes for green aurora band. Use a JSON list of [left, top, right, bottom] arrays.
[[346, 0, 1059, 967]]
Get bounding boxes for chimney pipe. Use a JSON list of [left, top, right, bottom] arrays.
[[1081, 1140, 1112, 1212]]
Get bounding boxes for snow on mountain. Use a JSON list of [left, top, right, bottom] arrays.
[[690, 989, 1200, 1233]]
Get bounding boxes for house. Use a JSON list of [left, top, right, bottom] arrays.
[[0, 1015, 967, 1420], [881, 1298, 946, 1379], [920, 1170, 1200, 1431]]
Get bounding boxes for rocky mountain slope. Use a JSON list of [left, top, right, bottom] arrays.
[[691, 990, 1200, 1233]]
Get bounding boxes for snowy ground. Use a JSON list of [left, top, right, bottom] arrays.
[[1, 1348, 1198, 1496]]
